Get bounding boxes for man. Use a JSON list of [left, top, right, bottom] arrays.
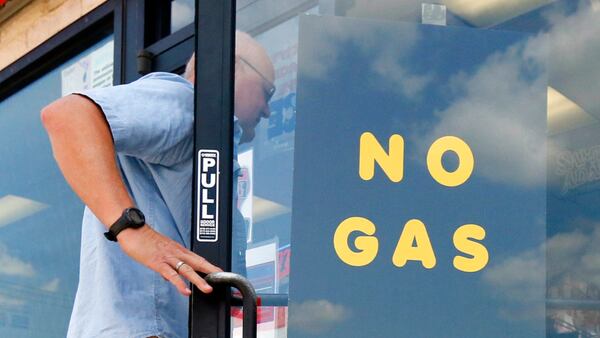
[[41, 31, 275, 338]]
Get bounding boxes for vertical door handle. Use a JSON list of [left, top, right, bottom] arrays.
[[205, 272, 257, 338]]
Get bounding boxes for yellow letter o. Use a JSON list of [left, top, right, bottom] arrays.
[[426, 136, 474, 187], [333, 217, 379, 267]]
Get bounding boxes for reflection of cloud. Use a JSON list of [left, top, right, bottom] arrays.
[[41, 278, 60, 292], [370, 37, 432, 98], [301, 17, 431, 99], [413, 2, 600, 189], [416, 37, 547, 188], [484, 222, 600, 323], [547, 226, 600, 287], [545, 3, 600, 116], [0, 294, 25, 308], [482, 243, 545, 323], [484, 246, 545, 302], [289, 299, 351, 334], [0, 243, 35, 277], [0, 195, 48, 228]]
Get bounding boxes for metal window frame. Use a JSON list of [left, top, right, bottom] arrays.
[[0, 0, 116, 99], [144, 23, 195, 74], [0, 0, 180, 98]]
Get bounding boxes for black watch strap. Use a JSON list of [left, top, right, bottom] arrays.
[[104, 208, 146, 242]]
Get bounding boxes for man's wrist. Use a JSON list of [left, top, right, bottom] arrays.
[[105, 207, 146, 241], [117, 224, 150, 243]]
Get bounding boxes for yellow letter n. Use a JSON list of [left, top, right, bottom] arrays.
[[359, 132, 404, 182]]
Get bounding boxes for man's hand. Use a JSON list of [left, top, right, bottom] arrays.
[[118, 225, 222, 296]]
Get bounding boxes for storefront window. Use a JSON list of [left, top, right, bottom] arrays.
[[231, 2, 318, 336], [231, 0, 600, 337], [0, 35, 113, 338], [171, 0, 194, 33]]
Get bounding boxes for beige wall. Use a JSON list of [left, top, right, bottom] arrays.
[[0, 0, 107, 71]]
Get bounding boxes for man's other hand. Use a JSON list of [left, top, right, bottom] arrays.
[[118, 225, 222, 296]]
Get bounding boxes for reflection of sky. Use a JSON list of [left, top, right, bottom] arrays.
[[0, 35, 112, 337], [290, 15, 546, 338]]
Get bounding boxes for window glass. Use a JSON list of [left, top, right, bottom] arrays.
[[231, 3, 318, 336], [232, 0, 600, 337], [0, 35, 113, 338], [171, 0, 195, 33]]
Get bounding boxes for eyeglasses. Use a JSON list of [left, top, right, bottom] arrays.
[[239, 56, 276, 103]]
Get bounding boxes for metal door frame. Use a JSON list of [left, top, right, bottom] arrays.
[[190, 0, 236, 337]]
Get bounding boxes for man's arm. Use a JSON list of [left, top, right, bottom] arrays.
[[41, 94, 220, 296]]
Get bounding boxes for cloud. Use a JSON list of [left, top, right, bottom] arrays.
[[414, 35, 547, 188], [41, 278, 60, 293], [482, 220, 600, 324], [0, 243, 35, 278], [300, 16, 431, 99], [483, 246, 545, 302], [289, 299, 351, 334], [369, 33, 432, 98], [482, 243, 546, 323], [0, 294, 25, 308], [0, 195, 48, 228], [546, 225, 600, 287], [544, 2, 600, 116], [409, 2, 600, 189]]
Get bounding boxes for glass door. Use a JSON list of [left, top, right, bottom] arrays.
[[192, 1, 600, 337]]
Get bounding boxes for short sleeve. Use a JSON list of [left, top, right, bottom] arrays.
[[76, 73, 194, 166]]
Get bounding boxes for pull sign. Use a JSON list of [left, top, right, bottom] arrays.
[[197, 150, 220, 242]]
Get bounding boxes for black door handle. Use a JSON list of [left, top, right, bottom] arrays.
[[205, 272, 257, 338]]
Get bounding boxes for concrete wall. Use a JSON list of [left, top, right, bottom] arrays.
[[0, 0, 107, 71]]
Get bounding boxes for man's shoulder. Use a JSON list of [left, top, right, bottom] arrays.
[[133, 72, 192, 89]]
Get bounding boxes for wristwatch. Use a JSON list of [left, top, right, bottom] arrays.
[[104, 207, 146, 242]]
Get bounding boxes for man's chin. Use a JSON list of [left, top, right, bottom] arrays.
[[240, 130, 255, 144]]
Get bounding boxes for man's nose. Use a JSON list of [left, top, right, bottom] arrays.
[[261, 104, 271, 119]]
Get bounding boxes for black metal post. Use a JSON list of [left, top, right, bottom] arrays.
[[190, 0, 236, 337]]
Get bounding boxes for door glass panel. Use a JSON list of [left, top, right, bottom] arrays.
[[171, 0, 195, 33], [232, 1, 600, 337], [0, 36, 113, 338], [233, 2, 317, 336]]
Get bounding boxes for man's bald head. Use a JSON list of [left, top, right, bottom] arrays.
[[184, 31, 274, 84], [184, 30, 275, 144], [234, 31, 275, 84]]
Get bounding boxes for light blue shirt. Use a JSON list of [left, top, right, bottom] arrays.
[[67, 72, 244, 338]]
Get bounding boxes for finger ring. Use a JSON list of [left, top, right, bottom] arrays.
[[175, 261, 186, 273]]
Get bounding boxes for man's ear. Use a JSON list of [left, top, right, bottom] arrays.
[[234, 55, 243, 79], [234, 55, 242, 67]]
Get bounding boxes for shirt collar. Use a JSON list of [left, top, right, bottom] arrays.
[[233, 116, 243, 146]]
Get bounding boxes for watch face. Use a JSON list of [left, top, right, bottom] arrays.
[[127, 208, 145, 225]]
